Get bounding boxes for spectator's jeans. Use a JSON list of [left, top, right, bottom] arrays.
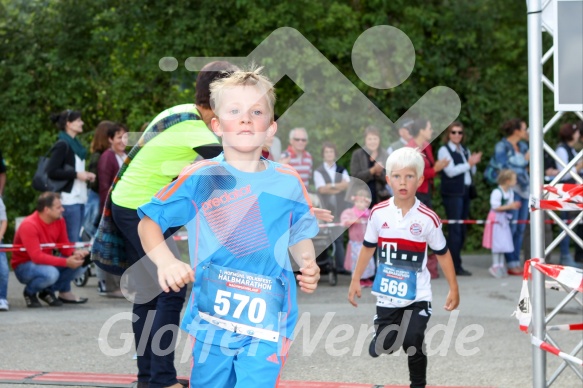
[[505, 193, 529, 267], [82, 190, 100, 239], [559, 211, 572, 259], [0, 239, 8, 299], [112, 203, 185, 388], [14, 261, 85, 295], [63, 203, 85, 242], [442, 190, 470, 272]]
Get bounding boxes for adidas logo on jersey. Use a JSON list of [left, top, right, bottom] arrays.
[[266, 353, 280, 364], [201, 185, 251, 213], [381, 222, 390, 229]]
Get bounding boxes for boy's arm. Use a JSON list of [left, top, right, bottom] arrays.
[[348, 246, 376, 307], [289, 238, 319, 294], [138, 215, 194, 293], [436, 250, 460, 311]]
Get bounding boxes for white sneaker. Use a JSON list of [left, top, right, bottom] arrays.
[[488, 266, 501, 278], [0, 298, 9, 311]]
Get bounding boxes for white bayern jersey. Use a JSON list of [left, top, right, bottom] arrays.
[[363, 198, 448, 308]]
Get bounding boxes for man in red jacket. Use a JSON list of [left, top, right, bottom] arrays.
[[12, 192, 88, 307]]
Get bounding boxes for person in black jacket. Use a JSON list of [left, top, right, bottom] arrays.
[[437, 122, 482, 276], [46, 110, 95, 242]]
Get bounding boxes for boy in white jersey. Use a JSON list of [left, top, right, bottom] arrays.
[[348, 147, 459, 388]]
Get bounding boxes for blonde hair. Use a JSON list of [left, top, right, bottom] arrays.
[[209, 67, 276, 120], [497, 169, 516, 185], [385, 147, 424, 177]]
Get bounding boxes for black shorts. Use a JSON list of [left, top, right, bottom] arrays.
[[371, 301, 432, 356]]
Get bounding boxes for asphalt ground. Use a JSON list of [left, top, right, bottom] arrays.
[[0, 253, 582, 388]]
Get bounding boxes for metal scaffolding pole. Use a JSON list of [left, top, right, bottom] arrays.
[[527, 0, 547, 386]]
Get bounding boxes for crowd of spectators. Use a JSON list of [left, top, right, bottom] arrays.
[[0, 113, 581, 313]]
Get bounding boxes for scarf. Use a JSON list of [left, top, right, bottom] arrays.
[[58, 131, 87, 160]]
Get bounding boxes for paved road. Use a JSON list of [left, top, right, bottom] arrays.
[[0, 254, 581, 388]]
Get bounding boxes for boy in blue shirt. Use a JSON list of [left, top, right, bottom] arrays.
[[348, 147, 459, 388], [138, 68, 320, 387]]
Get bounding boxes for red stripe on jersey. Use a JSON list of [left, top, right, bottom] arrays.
[[418, 205, 440, 227], [370, 200, 391, 219], [379, 237, 427, 253]]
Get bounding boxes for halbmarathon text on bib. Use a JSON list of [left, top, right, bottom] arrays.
[[198, 264, 285, 342]]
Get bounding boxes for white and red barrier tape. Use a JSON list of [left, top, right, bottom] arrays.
[[531, 336, 583, 366], [0, 218, 580, 252], [547, 323, 583, 331], [513, 258, 583, 365], [514, 259, 583, 332], [532, 183, 583, 211], [318, 219, 579, 228], [0, 234, 189, 253]]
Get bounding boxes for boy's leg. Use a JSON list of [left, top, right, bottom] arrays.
[[370, 306, 407, 357], [402, 301, 431, 388], [191, 338, 236, 387], [233, 336, 291, 388], [13, 262, 59, 294]]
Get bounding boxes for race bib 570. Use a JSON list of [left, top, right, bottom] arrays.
[[198, 263, 285, 342]]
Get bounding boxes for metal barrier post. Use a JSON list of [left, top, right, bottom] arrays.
[[527, 0, 547, 386]]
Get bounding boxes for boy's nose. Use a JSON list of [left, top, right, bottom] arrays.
[[240, 112, 251, 123]]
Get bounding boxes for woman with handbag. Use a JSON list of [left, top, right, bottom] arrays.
[[437, 121, 482, 276], [46, 109, 95, 242]]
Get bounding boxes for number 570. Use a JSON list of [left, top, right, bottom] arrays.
[[214, 290, 267, 323]]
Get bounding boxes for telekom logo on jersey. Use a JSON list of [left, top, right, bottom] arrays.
[[379, 238, 425, 265], [201, 185, 252, 214]]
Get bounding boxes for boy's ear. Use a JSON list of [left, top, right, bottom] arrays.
[[385, 175, 390, 185], [267, 120, 278, 137], [210, 117, 222, 137], [417, 175, 424, 188]]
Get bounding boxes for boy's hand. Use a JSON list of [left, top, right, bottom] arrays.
[[444, 289, 460, 311], [297, 253, 320, 293], [313, 207, 333, 222], [348, 279, 362, 307], [157, 257, 195, 293]]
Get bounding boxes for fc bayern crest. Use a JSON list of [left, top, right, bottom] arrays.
[[410, 222, 422, 236]]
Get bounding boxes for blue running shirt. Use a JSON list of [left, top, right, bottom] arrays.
[[138, 154, 319, 344]]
